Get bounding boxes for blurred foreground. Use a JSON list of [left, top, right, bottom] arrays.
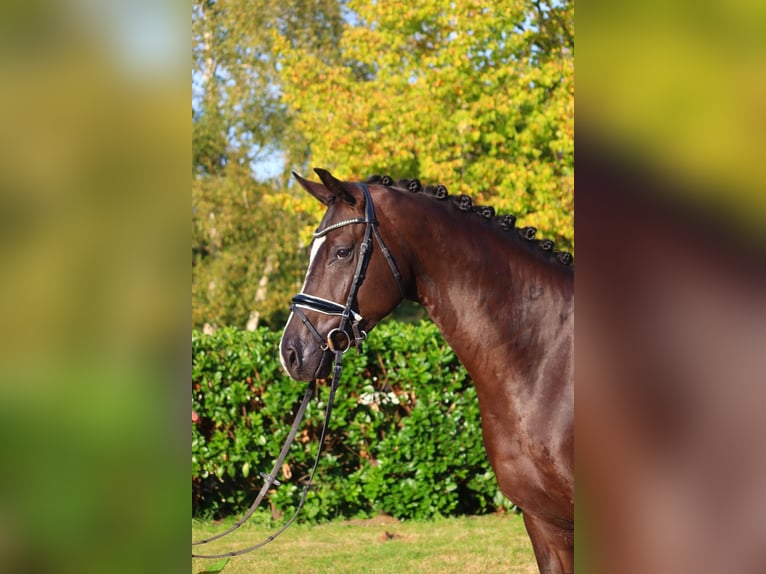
[[577, 1, 766, 572], [0, 1, 188, 573]]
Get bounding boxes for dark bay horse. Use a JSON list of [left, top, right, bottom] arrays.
[[279, 169, 574, 573]]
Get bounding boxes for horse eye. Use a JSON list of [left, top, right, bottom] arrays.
[[335, 247, 353, 259]]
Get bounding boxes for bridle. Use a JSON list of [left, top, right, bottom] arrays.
[[290, 181, 404, 356], [193, 181, 404, 559]]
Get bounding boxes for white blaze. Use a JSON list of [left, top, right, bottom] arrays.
[[307, 236, 326, 279], [279, 235, 326, 373]]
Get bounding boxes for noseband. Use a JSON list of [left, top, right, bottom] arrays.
[[290, 182, 404, 355]]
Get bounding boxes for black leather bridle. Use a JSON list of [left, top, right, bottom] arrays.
[[290, 181, 404, 356], [193, 181, 404, 559]]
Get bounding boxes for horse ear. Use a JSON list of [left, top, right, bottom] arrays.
[[314, 168, 356, 205], [292, 171, 334, 205]]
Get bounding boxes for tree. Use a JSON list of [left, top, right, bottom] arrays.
[[192, 0, 346, 329], [274, 0, 574, 250], [191, 0, 575, 330], [192, 163, 318, 330], [192, 0, 346, 177]]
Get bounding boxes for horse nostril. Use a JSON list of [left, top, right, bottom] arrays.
[[287, 346, 300, 371]]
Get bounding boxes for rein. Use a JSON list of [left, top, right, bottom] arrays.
[[192, 182, 402, 559], [192, 351, 343, 559]]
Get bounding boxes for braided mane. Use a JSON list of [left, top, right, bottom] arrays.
[[365, 175, 573, 268]]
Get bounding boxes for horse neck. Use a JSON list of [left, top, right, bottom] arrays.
[[383, 191, 573, 382]]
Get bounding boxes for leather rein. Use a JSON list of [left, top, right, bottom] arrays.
[[193, 182, 403, 558]]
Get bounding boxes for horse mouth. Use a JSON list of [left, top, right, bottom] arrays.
[[312, 350, 334, 380]]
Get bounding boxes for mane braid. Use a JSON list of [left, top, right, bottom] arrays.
[[364, 173, 573, 267], [495, 213, 517, 231], [538, 238, 555, 252], [451, 194, 473, 212], [519, 226, 537, 241], [473, 205, 495, 219]]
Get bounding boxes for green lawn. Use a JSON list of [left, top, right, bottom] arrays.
[[192, 513, 536, 574]]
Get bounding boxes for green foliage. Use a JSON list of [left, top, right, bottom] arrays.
[[191, 165, 315, 331], [192, 0, 348, 330], [191, 0, 574, 330], [192, 0, 345, 172], [192, 322, 514, 522], [274, 0, 574, 251]]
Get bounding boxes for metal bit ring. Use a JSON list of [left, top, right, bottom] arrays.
[[326, 328, 352, 353]]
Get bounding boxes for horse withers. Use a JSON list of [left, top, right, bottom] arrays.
[[280, 169, 574, 573]]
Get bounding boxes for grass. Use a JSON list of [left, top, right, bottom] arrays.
[[192, 513, 536, 574]]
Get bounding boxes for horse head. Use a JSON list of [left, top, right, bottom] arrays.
[[279, 169, 409, 381]]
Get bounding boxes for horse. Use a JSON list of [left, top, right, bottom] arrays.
[[279, 169, 574, 574]]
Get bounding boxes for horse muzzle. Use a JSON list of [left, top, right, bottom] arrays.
[[279, 332, 334, 381]]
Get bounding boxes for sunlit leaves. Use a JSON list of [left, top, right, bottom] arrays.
[[275, 0, 574, 250], [192, 322, 512, 520], [192, 0, 574, 331]]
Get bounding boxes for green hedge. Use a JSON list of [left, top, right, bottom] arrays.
[[192, 321, 513, 522]]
